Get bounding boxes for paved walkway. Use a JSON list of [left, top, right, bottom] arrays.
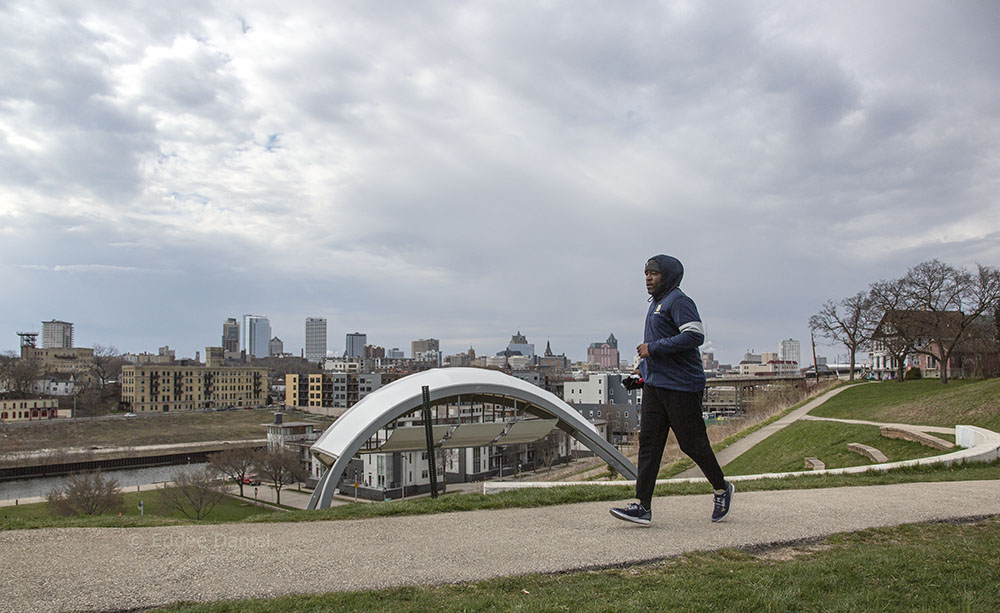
[[799, 415, 954, 434], [3, 479, 999, 612], [675, 385, 855, 478]]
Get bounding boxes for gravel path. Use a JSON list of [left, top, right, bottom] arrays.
[[3, 479, 1000, 612]]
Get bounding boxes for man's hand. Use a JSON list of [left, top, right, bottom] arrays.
[[622, 373, 644, 390], [637, 343, 650, 358]]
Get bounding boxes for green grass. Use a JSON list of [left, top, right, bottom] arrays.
[[0, 488, 275, 529], [152, 515, 1000, 612], [810, 378, 1000, 430], [656, 383, 847, 479], [722, 420, 949, 475]]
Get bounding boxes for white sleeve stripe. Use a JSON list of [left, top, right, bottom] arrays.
[[679, 321, 705, 336]]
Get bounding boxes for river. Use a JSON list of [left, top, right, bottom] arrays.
[[0, 462, 209, 502]]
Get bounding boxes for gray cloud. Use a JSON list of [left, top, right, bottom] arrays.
[[1, 1, 998, 364]]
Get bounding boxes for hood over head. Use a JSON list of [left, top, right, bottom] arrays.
[[645, 254, 684, 299]]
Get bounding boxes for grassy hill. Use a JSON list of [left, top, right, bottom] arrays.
[[809, 378, 1000, 430], [722, 378, 1000, 476], [722, 420, 947, 475]]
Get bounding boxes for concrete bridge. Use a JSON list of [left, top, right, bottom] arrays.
[[703, 374, 805, 414]]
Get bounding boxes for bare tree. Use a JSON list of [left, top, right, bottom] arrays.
[[809, 291, 877, 380], [534, 433, 560, 472], [71, 344, 124, 416], [47, 471, 125, 517], [158, 466, 227, 520], [255, 448, 307, 506], [501, 445, 521, 478], [960, 314, 1000, 378], [898, 260, 1000, 383], [89, 344, 123, 391], [209, 447, 258, 497], [869, 278, 918, 381], [0, 351, 42, 398]]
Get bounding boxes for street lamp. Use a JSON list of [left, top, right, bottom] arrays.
[[253, 486, 258, 514]]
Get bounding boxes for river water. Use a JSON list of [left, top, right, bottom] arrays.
[[0, 462, 209, 502]]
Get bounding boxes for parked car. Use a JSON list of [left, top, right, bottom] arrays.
[[123, 413, 137, 418], [234, 475, 261, 486]]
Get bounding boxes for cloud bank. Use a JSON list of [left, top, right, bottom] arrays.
[[2, 1, 998, 364]]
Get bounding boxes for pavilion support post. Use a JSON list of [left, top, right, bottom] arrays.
[[421, 385, 439, 499]]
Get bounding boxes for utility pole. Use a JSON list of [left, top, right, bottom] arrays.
[[811, 333, 819, 383]]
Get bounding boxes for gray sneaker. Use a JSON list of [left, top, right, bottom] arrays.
[[610, 502, 651, 526], [712, 481, 734, 522]]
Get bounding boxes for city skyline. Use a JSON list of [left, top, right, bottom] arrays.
[[8, 314, 821, 368], [2, 3, 997, 367]]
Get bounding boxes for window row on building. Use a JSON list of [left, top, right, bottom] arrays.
[[120, 364, 269, 412], [0, 398, 64, 422]]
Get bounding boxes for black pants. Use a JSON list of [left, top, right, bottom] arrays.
[[636, 385, 726, 508]]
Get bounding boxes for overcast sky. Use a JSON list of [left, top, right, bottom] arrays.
[[2, 1, 998, 366]]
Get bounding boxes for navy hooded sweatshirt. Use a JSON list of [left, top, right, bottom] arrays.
[[638, 255, 707, 392]]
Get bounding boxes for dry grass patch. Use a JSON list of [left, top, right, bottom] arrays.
[[752, 542, 834, 562], [0, 409, 331, 459]]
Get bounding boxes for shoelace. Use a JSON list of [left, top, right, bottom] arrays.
[[713, 492, 727, 511], [629, 502, 645, 512]]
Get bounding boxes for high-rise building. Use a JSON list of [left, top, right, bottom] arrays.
[[779, 338, 801, 365], [506, 331, 534, 358], [41, 320, 73, 349], [269, 337, 284, 356], [411, 338, 439, 357], [586, 333, 619, 369], [242, 315, 271, 358], [305, 317, 327, 363], [222, 318, 240, 353], [345, 332, 366, 358]]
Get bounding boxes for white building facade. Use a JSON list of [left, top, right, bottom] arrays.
[[778, 339, 801, 366], [563, 373, 637, 405]]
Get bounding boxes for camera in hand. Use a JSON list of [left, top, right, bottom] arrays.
[[622, 374, 644, 390]]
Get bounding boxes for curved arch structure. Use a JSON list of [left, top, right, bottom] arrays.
[[307, 367, 637, 509]]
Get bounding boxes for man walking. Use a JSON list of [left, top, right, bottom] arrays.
[[610, 254, 734, 525]]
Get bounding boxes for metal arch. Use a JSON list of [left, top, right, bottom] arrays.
[[307, 368, 637, 509]]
